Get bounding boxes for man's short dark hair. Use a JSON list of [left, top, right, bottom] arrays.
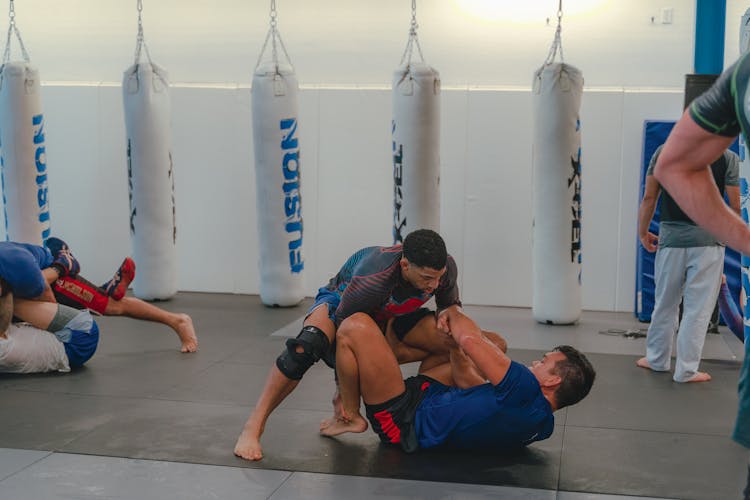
[[402, 229, 447, 270], [551, 345, 595, 409]]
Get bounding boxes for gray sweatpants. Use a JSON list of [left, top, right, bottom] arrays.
[[645, 246, 724, 382]]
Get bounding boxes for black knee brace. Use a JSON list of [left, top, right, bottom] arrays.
[[276, 325, 332, 380]]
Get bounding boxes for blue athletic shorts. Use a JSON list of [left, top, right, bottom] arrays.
[[307, 287, 340, 323], [52, 310, 100, 368]]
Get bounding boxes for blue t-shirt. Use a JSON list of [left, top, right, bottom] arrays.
[[415, 361, 554, 450], [0, 242, 53, 299]]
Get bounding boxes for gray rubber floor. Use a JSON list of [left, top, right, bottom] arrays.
[[0, 292, 746, 500]]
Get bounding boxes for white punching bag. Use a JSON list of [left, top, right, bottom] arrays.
[[123, 61, 177, 300], [392, 62, 440, 243], [531, 62, 584, 324], [252, 61, 304, 307], [0, 61, 50, 244], [0, 3, 50, 245]]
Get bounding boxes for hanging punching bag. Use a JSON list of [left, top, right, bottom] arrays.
[[122, 61, 177, 300], [0, 6, 50, 245], [392, 62, 440, 243], [252, 61, 304, 307], [0, 60, 49, 244], [531, 62, 584, 324]]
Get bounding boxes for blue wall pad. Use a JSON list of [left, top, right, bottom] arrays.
[[636, 120, 740, 322]]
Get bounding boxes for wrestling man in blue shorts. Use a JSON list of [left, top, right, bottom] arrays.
[[235, 229, 505, 461], [322, 307, 595, 452]]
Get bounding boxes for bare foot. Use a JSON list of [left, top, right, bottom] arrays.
[[636, 357, 652, 370], [320, 388, 344, 431], [684, 371, 712, 383], [175, 314, 198, 353], [320, 413, 369, 437], [234, 430, 263, 461]]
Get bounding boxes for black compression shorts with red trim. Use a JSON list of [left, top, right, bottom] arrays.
[[364, 374, 433, 453]]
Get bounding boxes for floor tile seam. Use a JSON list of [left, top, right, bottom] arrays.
[[512, 348, 743, 363], [138, 395, 249, 408], [582, 384, 739, 394], [53, 425, 113, 455], [0, 387, 129, 399], [4, 389, 325, 410], [0, 450, 53, 483], [554, 485, 681, 500], [555, 424, 566, 493], [267, 471, 298, 500], [3, 387, 246, 409], [7, 448, 572, 496], [219, 359, 283, 367], [147, 358, 233, 397], [34, 448, 296, 476], [0, 387, 195, 404], [561, 423, 735, 439]]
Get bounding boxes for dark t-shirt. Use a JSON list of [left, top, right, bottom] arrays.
[[323, 245, 461, 327], [689, 54, 750, 139]]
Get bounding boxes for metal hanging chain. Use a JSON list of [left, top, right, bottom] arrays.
[[3, 0, 31, 64], [544, 0, 565, 65], [270, 0, 278, 67], [255, 0, 294, 73], [133, 0, 153, 66], [399, 0, 425, 67]]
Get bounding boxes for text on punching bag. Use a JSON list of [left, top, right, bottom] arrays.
[[33, 114, 51, 240], [392, 120, 406, 244], [568, 147, 582, 264], [281, 118, 303, 273]]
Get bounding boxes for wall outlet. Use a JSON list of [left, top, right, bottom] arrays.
[[661, 7, 673, 25]]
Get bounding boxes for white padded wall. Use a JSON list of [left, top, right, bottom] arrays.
[[37, 82, 686, 312], [461, 89, 533, 307]]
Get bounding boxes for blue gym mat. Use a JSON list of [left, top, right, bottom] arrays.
[[635, 120, 740, 322]]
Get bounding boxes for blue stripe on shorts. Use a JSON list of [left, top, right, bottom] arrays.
[[52, 310, 100, 368], [307, 287, 340, 323]]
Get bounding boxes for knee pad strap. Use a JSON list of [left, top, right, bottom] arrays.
[[276, 325, 331, 380]]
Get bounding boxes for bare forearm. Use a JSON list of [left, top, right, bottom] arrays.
[[42, 268, 60, 285], [456, 334, 509, 386], [449, 347, 486, 388], [637, 200, 656, 239], [448, 311, 509, 385]]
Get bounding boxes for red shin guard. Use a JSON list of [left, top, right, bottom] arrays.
[[53, 277, 109, 314]]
